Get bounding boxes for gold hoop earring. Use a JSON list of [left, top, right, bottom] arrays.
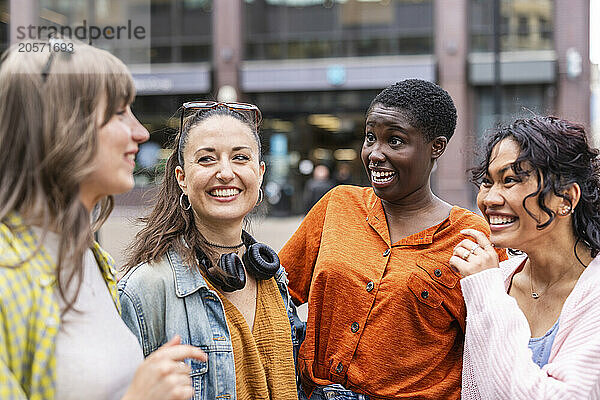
[[179, 193, 191, 211]]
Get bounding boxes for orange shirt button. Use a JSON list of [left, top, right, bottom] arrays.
[[336, 362, 343, 373], [382, 249, 390, 257], [351, 322, 360, 333], [434, 269, 442, 277], [366, 281, 374, 292], [421, 290, 429, 299]]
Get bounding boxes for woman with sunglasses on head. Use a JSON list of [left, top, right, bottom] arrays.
[[0, 39, 206, 400], [451, 116, 600, 399], [119, 101, 301, 400]]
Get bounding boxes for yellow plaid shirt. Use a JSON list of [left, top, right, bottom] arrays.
[[0, 213, 120, 400]]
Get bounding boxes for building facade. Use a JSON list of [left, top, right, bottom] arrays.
[[2, 0, 591, 213]]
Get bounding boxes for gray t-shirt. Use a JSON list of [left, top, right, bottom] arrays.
[[35, 229, 143, 400]]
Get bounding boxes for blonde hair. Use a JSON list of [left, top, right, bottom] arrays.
[[0, 39, 135, 310]]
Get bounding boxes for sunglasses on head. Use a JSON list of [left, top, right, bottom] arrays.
[[179, 101, 262, 134], [40, 37, 75, 83], [177, 101, 262, 166]]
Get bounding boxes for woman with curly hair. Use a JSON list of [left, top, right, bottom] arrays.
[[452, 116, 600, 399]]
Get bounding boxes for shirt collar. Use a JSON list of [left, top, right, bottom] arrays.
[[365, 190, 391, 246], [167, 248, 210, 297], [365, 190, 456, 246]]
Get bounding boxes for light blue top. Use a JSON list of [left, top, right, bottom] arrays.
[[528, 319, 560, 368]]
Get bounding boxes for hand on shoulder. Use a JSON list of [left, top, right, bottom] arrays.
[[449, 229, 499, 278]]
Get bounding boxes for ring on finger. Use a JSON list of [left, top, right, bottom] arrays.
[[461, 249, 470, 260], [468, 244, 480, 256]]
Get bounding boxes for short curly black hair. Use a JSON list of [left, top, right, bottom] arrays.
[[367, 79, 457, 142]]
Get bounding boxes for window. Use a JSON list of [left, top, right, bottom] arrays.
[[470, 0, 553, 52], [244, 0, 433, 60], [0, 0, 7, 55], [517, 16, 529, 37]]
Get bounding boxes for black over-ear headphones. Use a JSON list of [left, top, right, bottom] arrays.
[[196, 230, 280, 292]]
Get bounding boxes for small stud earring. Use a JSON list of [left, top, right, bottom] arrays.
[[558, 206, 572, 216]]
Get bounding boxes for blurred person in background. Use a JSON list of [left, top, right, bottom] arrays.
[[0, 38, 206, 400], [279, 79, 507, 400], [333, 162, 353, 186], [303, 164, 337, 213], [119, 101, 302, 400], [452, 116, 600, 399]]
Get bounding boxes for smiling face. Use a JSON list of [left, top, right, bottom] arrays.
[[79, 98, 149, 211], [477, 138, 565, 250], [175, 114, 265, 227], [361, 104, 445, 204]]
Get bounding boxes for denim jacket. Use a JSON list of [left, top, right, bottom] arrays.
[[118, 248, 305, 400]]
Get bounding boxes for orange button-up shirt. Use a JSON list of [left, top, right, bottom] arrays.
[[279, 186, 506, 400]]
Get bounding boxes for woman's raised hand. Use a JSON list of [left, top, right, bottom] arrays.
[[449, 229, 500, 278], [122, 335, 207, 400]]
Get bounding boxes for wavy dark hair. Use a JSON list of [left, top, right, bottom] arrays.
[[472, 116, 600, 259], [124, 106, 262, 273]]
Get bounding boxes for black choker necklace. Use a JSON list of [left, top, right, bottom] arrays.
[[202, 239, 244, 250]]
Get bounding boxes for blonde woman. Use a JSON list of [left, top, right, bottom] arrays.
[[0, 39, 205, 400]]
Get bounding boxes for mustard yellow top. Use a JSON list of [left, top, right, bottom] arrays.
[[215, 276, 297, 400]]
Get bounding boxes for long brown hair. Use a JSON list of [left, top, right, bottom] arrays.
[[0, 39, 135, 311], [124, 107, 262, 272]]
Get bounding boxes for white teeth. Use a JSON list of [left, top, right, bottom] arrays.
[[371, 170, 395, 183], [210, 188, 240, 197], [489, 215, 516, 225]]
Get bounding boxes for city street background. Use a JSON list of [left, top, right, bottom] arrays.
[[99, 205, 304, 268], [2, 0, 596, 321], [3, 0, 595, 216], [99, 204, 309, 319]]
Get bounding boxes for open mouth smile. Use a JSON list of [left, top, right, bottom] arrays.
[[371, 170, 396, 184], [209, 188, 241, 198], [488, 214, 517, 230]]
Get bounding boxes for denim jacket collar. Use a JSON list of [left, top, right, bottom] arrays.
[[167, 248, 210, 298]]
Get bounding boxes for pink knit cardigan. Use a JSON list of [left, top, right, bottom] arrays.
[[461, 254, 600, 399]]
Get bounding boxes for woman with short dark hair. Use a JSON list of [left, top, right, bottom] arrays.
[[280, 79, 506, 400], [452, 116, 600, 399]]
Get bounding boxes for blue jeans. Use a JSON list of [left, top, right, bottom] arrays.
[[299, 383, 370, 400]]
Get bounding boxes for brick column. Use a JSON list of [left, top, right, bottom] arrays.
[[213, 0, 243, 100], [10, 0, 38, 44], [434, 0, 472, 209], [555, 0, 590, 127]]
